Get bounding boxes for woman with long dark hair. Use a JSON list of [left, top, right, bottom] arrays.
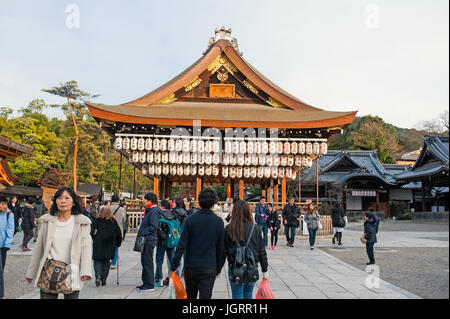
[[25, 187, 92, 299], [304, 203, 320, 250], [220, 200, 268, 299]]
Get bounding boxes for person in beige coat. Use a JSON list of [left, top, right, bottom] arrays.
[[25, 187, 92, 299]]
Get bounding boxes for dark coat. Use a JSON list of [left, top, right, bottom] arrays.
[[20, 204, 35, 230], [254, 203, 269, 225], [331, 207, 346, 227], [221, 221, 269, 273], [90, 218, 122, 260], [172, 207, 188, 226], [157, 209, 176, 246], [364, 214, 380, 244], [137, 205, 161, 242], [282, 204, 301, 227], [267, 209, 280, 230], [8, 202, 21, 230]]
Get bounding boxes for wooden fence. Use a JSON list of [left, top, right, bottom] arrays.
[[124, 200, 333, 236]]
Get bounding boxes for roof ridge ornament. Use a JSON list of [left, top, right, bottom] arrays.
[[203, 26, 243, 56]]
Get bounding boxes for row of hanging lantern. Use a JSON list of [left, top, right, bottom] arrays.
[[114, 136, 328, 156], [142, 164, 299, 180], [129, 150, 314, 168]]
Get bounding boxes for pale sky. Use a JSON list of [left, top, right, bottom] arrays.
[[0, 0, 448, 128]]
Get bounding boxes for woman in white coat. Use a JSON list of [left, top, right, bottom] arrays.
[[25, 187, 92, 299]]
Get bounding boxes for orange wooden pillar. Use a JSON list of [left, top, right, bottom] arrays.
[[274, 184, 279, 205], [196, 177, 202, 201], [239, 179, 244, 200], [153, 177, 159, 200], [267, 181, 272, 203], [281, 177, 286, 208], [227, 183, 231, 199]]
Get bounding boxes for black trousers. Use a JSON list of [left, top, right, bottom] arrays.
[[40, 290, 80, 299], [366, 242, 375, 263], [140, 240, 156, 289], [22, 228, 34, 246], [184, 268, 216, 299], [0, 247, 4, 298], [0, 248, 7, 271], [94, 260, 111, 281], [271, 229, 278, 246]]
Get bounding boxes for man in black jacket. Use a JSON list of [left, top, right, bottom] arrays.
[[170, 188, 225, 299], [136, 192, 161, 292], [282, 197, 301, 247]]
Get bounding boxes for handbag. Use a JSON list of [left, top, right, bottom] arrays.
[[317, 220, 323, 230], [37, 258, 73, 294], [133, 235, 146, 253], [360, 233, 367, 244]]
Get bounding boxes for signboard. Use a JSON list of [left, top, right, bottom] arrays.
[[351, 190, 376, 197]]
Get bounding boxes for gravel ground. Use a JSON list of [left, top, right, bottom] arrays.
[[346, 220, 449, 232], [320, 247, 449, 299], [2, 255, 35, 299]]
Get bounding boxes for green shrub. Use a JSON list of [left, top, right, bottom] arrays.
[[397, 210, 412, 220]]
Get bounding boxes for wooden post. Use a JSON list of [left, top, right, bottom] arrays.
[[421, 183, 426, 212], [267, 181, 272, 203], [376, 191, 380, 211], [274, 184, 279, 205], [227, 183, 231, 199], [239, 179, 244, 200], [298, 170, 301, 204], [67, 97, 78, 192], [118, 155, 122, 198], [316, 158, 319, 206], [196, 177, 202, 201], [133, 165, 137, 199], [154, 177, 159, 200], [281, 177, 286, 208], [230, 180, 235, 199]]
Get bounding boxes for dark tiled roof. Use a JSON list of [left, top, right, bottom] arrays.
[[77, 183, 103, 197]]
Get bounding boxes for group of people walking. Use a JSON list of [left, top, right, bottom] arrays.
[[0, 186, 380, 299]]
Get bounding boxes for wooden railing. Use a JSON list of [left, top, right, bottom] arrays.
[[124, 200, 333, 235]]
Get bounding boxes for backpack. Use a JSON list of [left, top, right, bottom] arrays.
[[230, 224, 259, 284], [159, 218, 182, 249]]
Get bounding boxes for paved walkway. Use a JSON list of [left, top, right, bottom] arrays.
[[17, 222, 425, 299]]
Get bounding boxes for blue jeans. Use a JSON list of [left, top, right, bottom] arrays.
[[308, 228, 318, 247], [258, 224, 268, 248], [110, 247, 118, 266], [155, 245, 175, 283], [228, 268, 256, 299], [0, 248, 4, 298], [284, 225, 296, 244], [366, 243, 375, 263]]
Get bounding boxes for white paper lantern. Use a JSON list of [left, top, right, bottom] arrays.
[[306, 142, 313, 155], [167, 139, 175, 151], [183, 165, 190, 176], [236, 154, 243, 166], [183, 152, 190, 164], [258, 154, 266, 166], [189, 140, 197, 153], [285, 167, 292, 179], [320, 142, 328, 155], [222, 166, 229, 178], [273, 155, 280, 167], [163, 165, 170, 175], [205, 141, 212, 153], [232, 141, 239, 154], [213, 153, 220, 165], [307, 157, 313, 168], [283, 142, 291, 154], [247, 141, 254, 154], [302, 156, 308, 167], [168, 152, 176, 164], [147, 152, 154, 163], [160, 139, 167, 151], [190, 165, 197, 176], [155, 165, 162, 176], [145, 138, 152, 151], [196, 153, 204, 165], [190, 153, 197, 165], [148, 164, 155, 175], [161, 152, 169, 164], [130, 137, 138, 150], [291, 172, 297, 181], [239, 141, 246, 154], [287, 155, 294, 167], [177, 165, 184, 176], [295, 155, 302, 166], [122, 137, 130, 150], [298, 142, 305, 154], [225, 140, 232, 154], [154, 152, 161, 164], [213, 140, 220, 153], [269, 141, 277, 154], [264, 167, 271, 179], [132, 151, 139, 163], [266, 154, 273, 166], [313, 142, 320, 155], [153, 138, 160, 152], [212, 165, 219, 176], [257, 167, 264, 179], [223, 153, 230, 165], [244, 154, 251, 166], [176, 152, 183, 164], [141, 165, 148, 176], [230, 154, 237, 166], [250, 167, 257, 178], [236, 167, 243, 178], [277, 141, 284, 154], [170, 165, 177, 176], [261, 141, 268, 154], [198, 140, 205, 152], [255, 141, 262, 154], [278, 167, 285, 178], [113, 137, 123, 150], [139, 151, 147, 163], [137, 138, 145, 151], [280, 155, 287, 166], [230, 167, 236, 179], [244, 167, 250, 178], [290, 142, 298, 154], [271, 166, 278, 179], [175, 139, 183, 152]]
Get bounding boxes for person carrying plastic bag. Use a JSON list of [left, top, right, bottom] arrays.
[[167, 271, 187, 299]]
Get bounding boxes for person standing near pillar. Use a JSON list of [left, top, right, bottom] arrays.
[[109, 194, 126, 270], [254, 196, 269, 248], [20, 197, 36, 252], [331, 202, 347, 246], [282, 197, 300, 247], [267, 203, 280, 250]]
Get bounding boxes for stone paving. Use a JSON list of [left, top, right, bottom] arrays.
[[17, 222, 426, 299]]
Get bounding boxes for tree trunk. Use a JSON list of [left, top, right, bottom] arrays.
[[67, 97, 78, 192]]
